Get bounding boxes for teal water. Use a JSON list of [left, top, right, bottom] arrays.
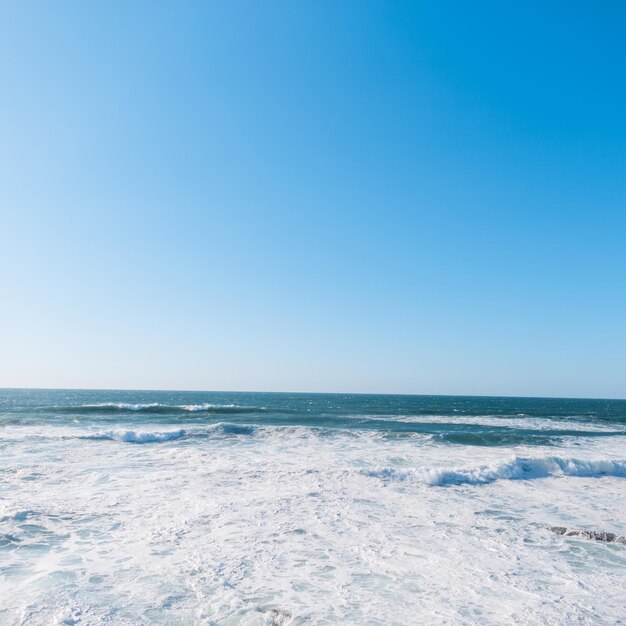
[[2, 388, 626, 446]]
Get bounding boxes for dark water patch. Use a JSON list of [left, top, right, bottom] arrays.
[[550, 527, 626, 545], [0, 534, 22, 549], [435, 431, 558, 447], [0, 510, 72, 555], [260, 606, 292, 625]]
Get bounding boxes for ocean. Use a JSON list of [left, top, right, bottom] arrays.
[[1, 389, 625, 625]]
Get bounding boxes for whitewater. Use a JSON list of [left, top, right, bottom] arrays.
[[1, 390, 625, 625]]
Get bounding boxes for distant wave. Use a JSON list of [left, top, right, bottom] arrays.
[[376, 414, 626, 433], [53, 402, 273, 415], [362, 456, 626, 486]]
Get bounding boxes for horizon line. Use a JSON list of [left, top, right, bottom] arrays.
[[1, 386, 625, 402]]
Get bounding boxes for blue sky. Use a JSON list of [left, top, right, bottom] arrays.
[[1, 2, 625, 397]]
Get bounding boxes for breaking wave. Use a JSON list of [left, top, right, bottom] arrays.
[[87, 429, 187, 443], [362, 456, 626, 486], [83, 423, 257, 443], [53, 402, 275, 415]]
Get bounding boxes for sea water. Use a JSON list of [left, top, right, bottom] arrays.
[[1, 389, 625, 625]]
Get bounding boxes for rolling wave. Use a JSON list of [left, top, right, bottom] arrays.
[[362, 456, 626, 486], [87, 428, 187, 443], [83, 422, 257, 443]]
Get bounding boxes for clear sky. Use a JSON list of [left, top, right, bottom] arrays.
[[1, 2, 625, 397]]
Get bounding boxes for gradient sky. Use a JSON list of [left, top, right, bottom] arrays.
[[1, 2, 625, 397]]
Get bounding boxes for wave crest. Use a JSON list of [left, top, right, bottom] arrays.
[[362, 456, 626, 486]]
